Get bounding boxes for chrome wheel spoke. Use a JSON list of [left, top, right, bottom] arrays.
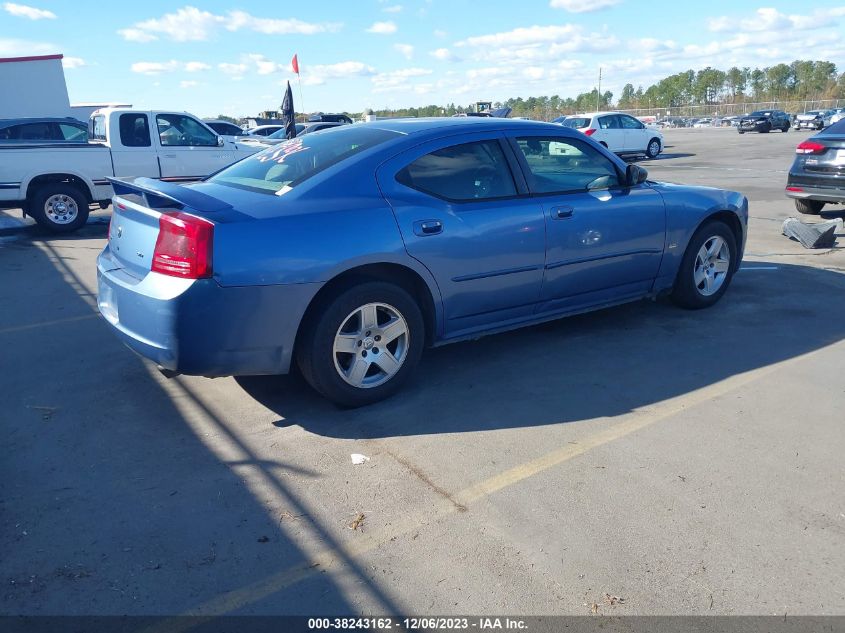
[[713, 259, 730, 274], [380, 317, 406, 344], [703, 273, 714, 294], [346, 358, 370, 386], [694, 266, 707, 288], [333, 334, 359, 354], [707, 237, 724, 258], [360, 304, 378, 331], [372, 351, 401, 375]]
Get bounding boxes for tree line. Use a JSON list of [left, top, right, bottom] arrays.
[[366, 59, 843, 120]]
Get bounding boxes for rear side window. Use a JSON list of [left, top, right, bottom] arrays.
[[118, 114, 151, 147], [210, 126, 400, 194], [598, 115, 621, 129], [90, 115, 107, 141], [58, 123, 87, 141], [562, 117, 591, 129], [396, 140, 517, 202], [515, 136, 621, 194]]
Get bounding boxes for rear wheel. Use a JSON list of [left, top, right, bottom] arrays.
[[296, 282, 425, 407], [671, 221, 737, 310], [782, 122, 790, 132], [794, 199, 824, 215], [29, 183, 89, 233], [645, 137, 661, 159]]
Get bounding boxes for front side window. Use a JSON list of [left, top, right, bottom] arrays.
[[620, 115, 643, 129], [515, 136, 621, 194], [210, 126, 399, 195], [156, 114, 217, 147], [396, 140, 517, 202], [118, 114, 151, 147]]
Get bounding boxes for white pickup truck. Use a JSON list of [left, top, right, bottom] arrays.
[[0, 108, 260, 232]]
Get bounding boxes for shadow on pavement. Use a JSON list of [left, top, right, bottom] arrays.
[[0, 233, 403, 618], [238, 261, 845, 439]]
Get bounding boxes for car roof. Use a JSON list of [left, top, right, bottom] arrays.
[[0, 117, 85, 127], [357, 117, 566, 137]]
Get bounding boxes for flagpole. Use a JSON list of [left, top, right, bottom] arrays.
[[296, 74, 305, 122]]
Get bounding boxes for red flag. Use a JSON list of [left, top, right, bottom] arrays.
[[291, 54, 299, 75]]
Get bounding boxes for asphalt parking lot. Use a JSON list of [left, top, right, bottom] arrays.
[[2, 127, 844, 620]]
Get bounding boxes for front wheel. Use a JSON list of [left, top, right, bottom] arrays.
[[794, 199, 824, 215], [738, 129, 745, 134], [645, 137, 661, 159], [296, 282, 425, 407], [29, 183, 89, 233], [671, 221, 737, 310]]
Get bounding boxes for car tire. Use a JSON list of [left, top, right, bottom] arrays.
[[738, 129, 744, 134], [794, 199, 824, 215], [782, 122, 790, 132], [29, 183, 89, 233], [671, 221, 737, 310], [645, 138, 661, 159], [296, 281, 425, 407]]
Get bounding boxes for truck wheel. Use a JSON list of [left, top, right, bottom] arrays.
[[29, 183, 89, 233], [794, 199, 824, 215]]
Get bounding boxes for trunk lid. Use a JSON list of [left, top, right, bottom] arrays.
[[105, 177, 235, 279]]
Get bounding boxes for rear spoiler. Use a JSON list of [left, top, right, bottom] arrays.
[[107, 177, 233, 214]]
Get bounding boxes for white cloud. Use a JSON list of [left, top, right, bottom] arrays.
[[179, 80, 199, 88], [2, 2, 55, 19], [549, 0, 621, 12], [366, 21, 397, 34], [456, 24, 618, 63], [247, 54, 281, 75], [131, 60, 180, 75], [0, 37, 55, 56], [372, 67, 433, 93], [184, 61, 210, 72], [62, 57, 86, 69], [218, 62, 248, 76], [431, 47, 460, 62], [708, 6, 845, 32], [227, 11, 341, 35], [433, 29, 447, 38], [394, 43, 414, 59], [300, 61, 376, 86], [118, 6, 341, 42], [117, 28, 158, 43], [383, 4, 402, 12]]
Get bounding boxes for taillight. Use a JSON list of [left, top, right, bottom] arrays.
[[584, 129, 597, 136], [785, 186, 804, 192], [151, 212, 213, 279], [796, 140, 825, 155]]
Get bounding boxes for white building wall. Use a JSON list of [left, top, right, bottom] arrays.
[[0, 54, 72, 119]]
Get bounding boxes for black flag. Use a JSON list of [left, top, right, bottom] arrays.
[[281, 81, 296, 139]]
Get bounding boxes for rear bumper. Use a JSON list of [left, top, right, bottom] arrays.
[[785, 185, 845, 204], [97, 248, 322, 376]]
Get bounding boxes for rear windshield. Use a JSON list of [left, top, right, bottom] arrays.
[[561, 117, 591, 129], [749, 111, 772, 117], [209, 126, 400, 194], [821, 119, 845, 135]]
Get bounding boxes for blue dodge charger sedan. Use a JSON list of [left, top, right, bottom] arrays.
[[97, 118, 747, 406]]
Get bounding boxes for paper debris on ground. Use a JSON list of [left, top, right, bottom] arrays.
[[351, 453, 370, 465], [349, 513, 365, 531]]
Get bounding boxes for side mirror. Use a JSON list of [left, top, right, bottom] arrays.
[[626, 164, 649, 186], [217, 136, 225, 147]]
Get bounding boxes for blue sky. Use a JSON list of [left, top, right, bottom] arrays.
[[2, 1, 844, 117]]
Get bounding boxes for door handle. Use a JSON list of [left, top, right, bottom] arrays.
[[413, 220, 443, 236], [551, 206, 574, 219]]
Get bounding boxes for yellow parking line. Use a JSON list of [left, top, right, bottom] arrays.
[[0, 312, 99, 335], [143, 340, 840, 632]]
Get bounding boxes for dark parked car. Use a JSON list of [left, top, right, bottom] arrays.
[[786, 118, 845, 214], [0, 117, 87, 143], [97, 118, 747, 407], [738, 110, 790, 134], [308, 113, 354, 124]]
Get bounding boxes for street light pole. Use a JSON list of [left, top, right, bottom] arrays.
[[596, 67, 602, 112]]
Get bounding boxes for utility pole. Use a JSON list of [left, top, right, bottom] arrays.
[[596, 67, 602, 112]]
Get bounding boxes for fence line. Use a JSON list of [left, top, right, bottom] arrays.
[[612, 98, 845, 119]]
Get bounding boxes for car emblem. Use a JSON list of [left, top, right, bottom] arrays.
[[117, 226, 123, 238]]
